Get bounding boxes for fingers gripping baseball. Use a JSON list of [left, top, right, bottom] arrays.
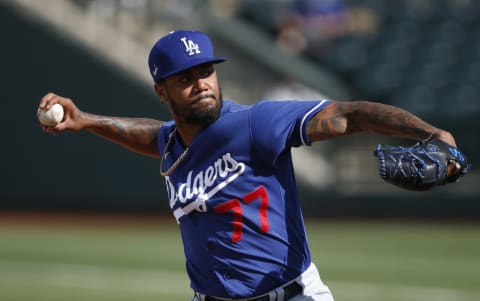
[[38, 92, 84, 133]]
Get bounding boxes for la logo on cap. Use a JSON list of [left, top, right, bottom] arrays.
[[180, 37, 201, 56]]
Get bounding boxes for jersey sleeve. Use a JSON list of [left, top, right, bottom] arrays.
[[250, 100, 330, 163]]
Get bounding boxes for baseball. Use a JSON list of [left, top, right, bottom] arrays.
[[38, 103, 64, 127]]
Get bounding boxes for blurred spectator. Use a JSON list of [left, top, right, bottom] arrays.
[[275, 0, 378, 57], [207, 0, 240, 18], [276, 9, 308, 55]]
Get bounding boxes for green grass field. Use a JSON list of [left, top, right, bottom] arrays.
[[0, 214, 479, 301]]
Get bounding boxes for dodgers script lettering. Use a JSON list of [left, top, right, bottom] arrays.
[[166, 153, 246, 210]]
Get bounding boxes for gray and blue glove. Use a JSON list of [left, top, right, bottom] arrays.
[[374, 139, 471, 191]]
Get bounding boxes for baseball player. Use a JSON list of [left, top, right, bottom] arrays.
[[39, 30, 459, 301]]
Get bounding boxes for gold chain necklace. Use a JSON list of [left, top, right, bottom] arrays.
[[159, 128, 189, 177]]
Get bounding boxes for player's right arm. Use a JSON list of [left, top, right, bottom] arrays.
[[39, 92, 163, 158]]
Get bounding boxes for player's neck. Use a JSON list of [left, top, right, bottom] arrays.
[[175, 123, 206, 147]]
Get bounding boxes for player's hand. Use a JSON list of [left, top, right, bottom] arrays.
[[428, 130, 460, 177], [434, 129, 456, 147], [432, 130, 461, 177], [38, 92, 86, 134]]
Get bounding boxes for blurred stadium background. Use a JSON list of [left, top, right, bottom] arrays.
[[1, 0, 479, 300]]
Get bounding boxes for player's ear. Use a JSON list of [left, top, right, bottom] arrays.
[[154, 83, 166, 103]]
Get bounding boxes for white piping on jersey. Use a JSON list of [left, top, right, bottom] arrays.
[[299, 99, 329, 146]]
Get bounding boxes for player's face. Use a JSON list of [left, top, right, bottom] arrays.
[[157, 63, 222, 127]]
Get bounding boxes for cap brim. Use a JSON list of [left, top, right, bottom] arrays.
[[158, 57, 226, 80]]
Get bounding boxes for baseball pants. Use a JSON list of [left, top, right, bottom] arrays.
[[191, 262, 334, 301]]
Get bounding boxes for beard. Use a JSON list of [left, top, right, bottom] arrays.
[[187, 91, 223, 125], [169, 90, 223, 127]]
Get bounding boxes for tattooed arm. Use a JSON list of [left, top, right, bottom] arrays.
[[39, 92, 163, 158], [307, 101, 456, 146]]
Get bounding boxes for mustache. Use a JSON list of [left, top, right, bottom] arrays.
[[192, 93, 216, 103]]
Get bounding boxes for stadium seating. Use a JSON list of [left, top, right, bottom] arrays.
[[237, 0, 480, 121]]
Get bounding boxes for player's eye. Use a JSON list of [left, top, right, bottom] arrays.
[[179, 74, 192, 84], [199, 66, 214, 78]]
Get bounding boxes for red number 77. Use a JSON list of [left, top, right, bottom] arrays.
[[214, 185, 270, 243]]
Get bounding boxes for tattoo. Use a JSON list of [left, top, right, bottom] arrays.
[[88, 116, 163, 157], [307, 101, 436, 142], [355, 102, 434, 139], [307, 105, 348, 141], [97, 117, 160, 143]]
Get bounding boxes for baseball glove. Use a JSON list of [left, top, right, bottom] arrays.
[[373, 139, 471, 191]]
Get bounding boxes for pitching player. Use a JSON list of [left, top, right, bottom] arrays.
[[39, 30, 457, 301]]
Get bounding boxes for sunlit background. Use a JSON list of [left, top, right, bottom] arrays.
[[1, 0, 479, 300]]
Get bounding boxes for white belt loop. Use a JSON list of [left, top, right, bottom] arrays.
[[267, 290, 277, 301], [274, 285, 285, 301], [195, 292, 207, 301]]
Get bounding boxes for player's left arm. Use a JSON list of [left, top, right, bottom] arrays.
[[307, 100, 456, 146]]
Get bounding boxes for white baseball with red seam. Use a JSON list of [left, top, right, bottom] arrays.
[[38, 103, 64, 127]]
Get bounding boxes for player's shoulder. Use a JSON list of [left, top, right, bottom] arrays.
[[222, 99, 307, 114], [222, 100, 250, 114], [222, 99, 328, 113], [250, 99, 331, 114], [160, 119, 176, 130], [158, 120, 176, 140], [220, 99, 292, 120]]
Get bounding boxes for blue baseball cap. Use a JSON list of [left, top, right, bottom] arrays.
[[148, 30, 226, 82]]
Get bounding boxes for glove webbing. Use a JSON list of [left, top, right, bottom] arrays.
[[376, 145, 442, 182]]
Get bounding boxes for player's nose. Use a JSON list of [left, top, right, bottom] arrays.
[[193, 77, 208, 92]]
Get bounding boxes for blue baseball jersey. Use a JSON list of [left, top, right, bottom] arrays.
[[157, 99, 330, 298]]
